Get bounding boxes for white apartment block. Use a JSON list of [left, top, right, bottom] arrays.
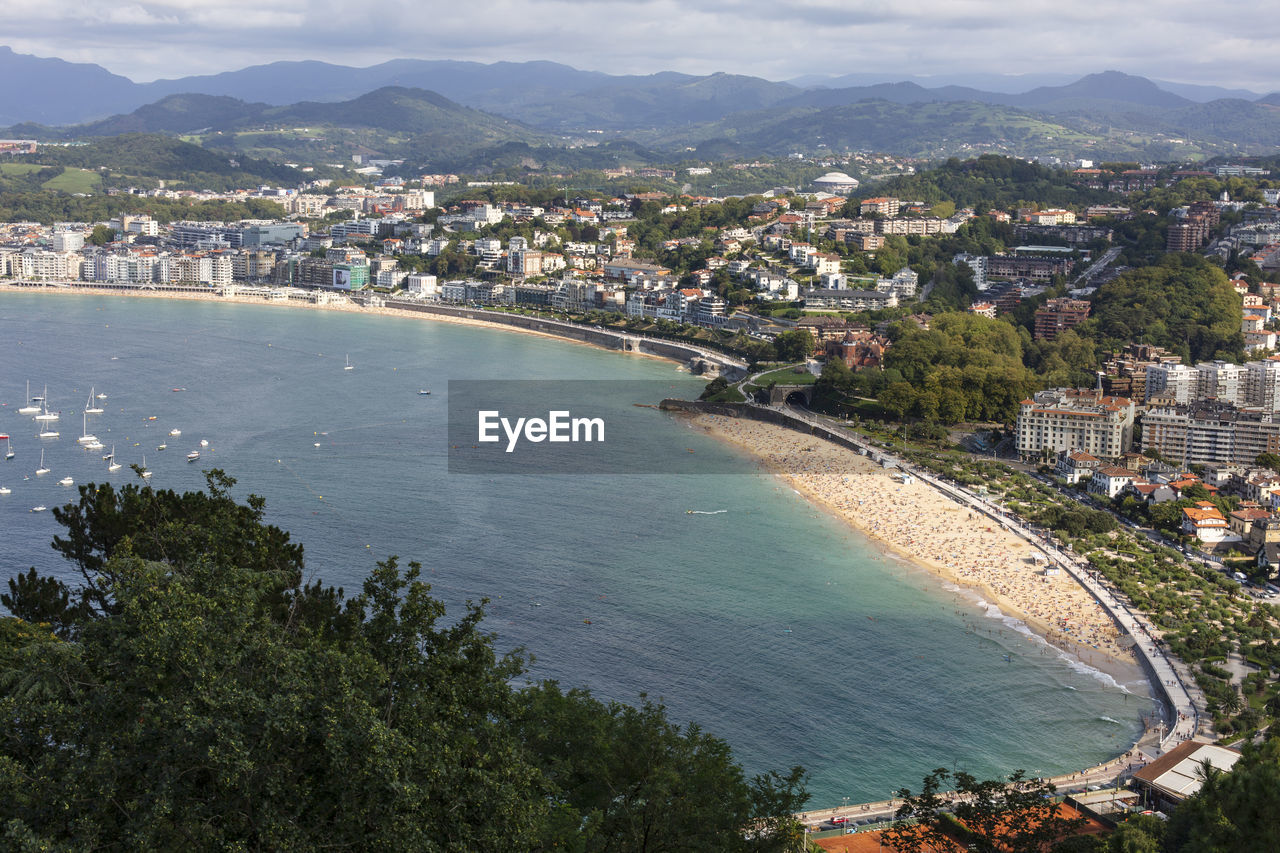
[[1016, 389, 1135, 462], [1146, 363, 1198, 404], [1147, 359, 1280, 412], [1196, 361, 1248, 405], [1141, 404, 1280, 466], [18, 249, 82, 280], [52, 231, 85, 252]]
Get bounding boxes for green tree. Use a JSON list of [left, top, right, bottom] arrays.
[[515, 683, 807, 851], [88, 224, 116, 246], [773, 329, 815, 362], [0, 476, 809, 850], [884, 768, 1083, 853], [1164, 739, 1280, 853], [1255, 452, 1280, 471]]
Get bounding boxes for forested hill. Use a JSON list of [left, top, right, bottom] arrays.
[[870, 155, 1119, 209], [18, 134, 300, 186]]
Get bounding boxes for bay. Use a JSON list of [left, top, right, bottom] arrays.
[[0, 292, 1150, 806]]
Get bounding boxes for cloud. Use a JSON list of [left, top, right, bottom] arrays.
[[3, 0, 1280, 90]]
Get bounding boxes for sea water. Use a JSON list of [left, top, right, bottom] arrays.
[[0, 293, 1150, 806]]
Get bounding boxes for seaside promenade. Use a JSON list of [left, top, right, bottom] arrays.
[[771, 403, 1200, 741], [660, 398, 1206, 819]]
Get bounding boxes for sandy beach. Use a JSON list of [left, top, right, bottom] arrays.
[[0, 283, 645, 357], [691, 414, 1145, 685]]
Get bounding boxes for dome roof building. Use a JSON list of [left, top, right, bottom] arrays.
[[812, 172, 859, 194]]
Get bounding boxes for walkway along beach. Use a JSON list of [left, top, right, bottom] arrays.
[[660, 400, 1202, 804]]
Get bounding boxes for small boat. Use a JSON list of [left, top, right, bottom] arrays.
[[77, 412, 99, 446], [169, 429, 181, 437], [85, 440, 104, 452], [344, 354, 354, 371], [85, 389, 104, 415], [107, 445, 121, 473], [418, 389, 431, 395], [199, 439, 209, 447], [58, 476, 74, 487], [35, 449, 49, 476], [96, 392, 107, 400], [0, 486, 9, 495], [156, 443, 167, 451], [30, 505, 47, 513], [18, 382, 40, 415], [147, 416, 157, 421], [187, 450, 200, 462], [140, 455, 152, 478], [172, 387, 186, 393], [2, 434, 12, 460], [38, 426, 59, 439]]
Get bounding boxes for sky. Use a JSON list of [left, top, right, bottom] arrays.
[[3, 0, 1277, 91]]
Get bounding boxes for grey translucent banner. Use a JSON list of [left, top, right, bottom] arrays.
[[446, 380, 760, 474]]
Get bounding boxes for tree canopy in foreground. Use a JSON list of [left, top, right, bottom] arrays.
[[0, 472, 807, 851]]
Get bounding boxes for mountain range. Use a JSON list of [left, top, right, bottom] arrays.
[[3, 46, 1280, 168]]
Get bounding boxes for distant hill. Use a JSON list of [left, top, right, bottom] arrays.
[[0, 46, 137, 125], [643, 100, 1115, 159], [1004, 71, 1194, 110], [0, 45, 1278, 168], [76, 94, 272, 136]]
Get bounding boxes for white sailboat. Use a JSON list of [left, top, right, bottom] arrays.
[[38, 423, 59, 439], [344, 354, 354, 371], [140, 455, 152, 479], [18, 381, 40, 415], [107, 446, 121, 472], [85, 388, 104, 414], [34, 388, 59, 422], [35, 449, 49, 476], [77, 412, 99, 446], [58, 475, 74, 487], [2, 433, 12, 460]]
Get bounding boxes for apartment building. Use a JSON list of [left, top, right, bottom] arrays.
[[1016, 389, 1136, 462], [1141, 404, 1280, 466], [1033, 297, 1091, 341]]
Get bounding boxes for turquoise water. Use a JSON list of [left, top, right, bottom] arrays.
[[0, 292, 1151, 806]]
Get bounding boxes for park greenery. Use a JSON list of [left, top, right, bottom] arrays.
[[1079, 254, 1245, 363], [0, 473, 808, 850], [893, 449, 1280, 741]]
